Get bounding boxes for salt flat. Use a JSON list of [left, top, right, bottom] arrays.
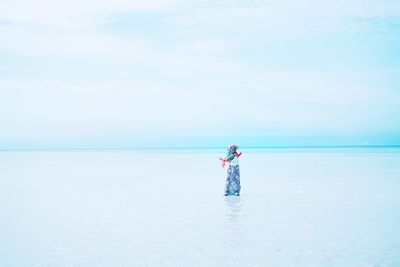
[[0, 148, 399, 266]]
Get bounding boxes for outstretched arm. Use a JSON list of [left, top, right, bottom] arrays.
[[219, 157, 228, 168]]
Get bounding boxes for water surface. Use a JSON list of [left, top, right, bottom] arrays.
[[0, 148, 399, 266]]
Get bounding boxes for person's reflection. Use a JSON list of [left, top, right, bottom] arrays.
[[223, 196, 243, 247]]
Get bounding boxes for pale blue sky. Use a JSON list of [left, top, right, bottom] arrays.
[[1, 0, 399, 148]]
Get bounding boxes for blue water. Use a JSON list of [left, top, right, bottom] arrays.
[[0, 148, 399, 266]]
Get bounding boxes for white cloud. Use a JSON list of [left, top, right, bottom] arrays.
[[2, 0, 400, 30], [169, 0, 400, 38], [1, 69, 398, 140], [0, 26, 144, 60], [0, 0, 399, 144], [0, 77, 233, 139], [0, 23, 241, 74], [0, 0, 180, 27]]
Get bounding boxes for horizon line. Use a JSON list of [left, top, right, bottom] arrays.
[[1, 145, 400, 152]]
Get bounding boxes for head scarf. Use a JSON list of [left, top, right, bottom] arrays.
[[226, 145, 238, 161]]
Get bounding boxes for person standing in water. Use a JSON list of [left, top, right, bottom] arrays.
[[220, 145, 242, 196]]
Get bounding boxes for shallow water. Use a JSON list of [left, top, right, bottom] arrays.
[[0, 149, 399, 266]]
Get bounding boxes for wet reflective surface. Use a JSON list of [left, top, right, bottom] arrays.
[[0, 149, 399, 266]]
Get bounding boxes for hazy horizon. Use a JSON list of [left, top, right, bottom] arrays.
[[1, 145, 400, 152], [1, 132, 400, 150]]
